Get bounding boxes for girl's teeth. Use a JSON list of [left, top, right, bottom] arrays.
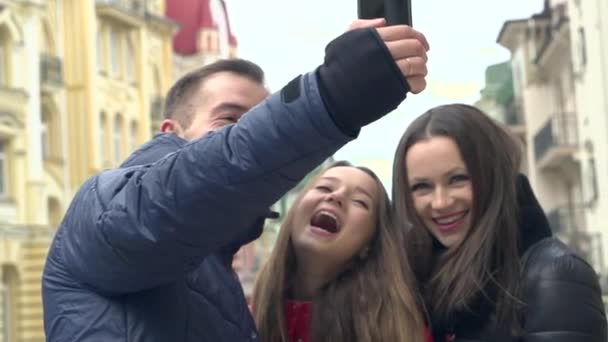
[[436, 213, 465, 225], [320, 211, 337, 220]]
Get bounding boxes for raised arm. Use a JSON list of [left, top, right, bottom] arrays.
[[58, 26, 428, 294]]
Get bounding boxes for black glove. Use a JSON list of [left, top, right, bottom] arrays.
[[316, 28, 411, 136]]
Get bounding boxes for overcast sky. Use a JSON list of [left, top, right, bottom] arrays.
[[226, 0, 544, 187]]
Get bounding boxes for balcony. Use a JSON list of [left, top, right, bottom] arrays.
[[547, 205, 598, 264], [534, 4, 569, 67], [547, 205, 588, 254], [96, 0, 146, 26], [96, 0, 145, 14], [40, 54, 63, 89], [547, 205, 585, 235], [0, 223, 55, 240], [533, 113, 578, 169]]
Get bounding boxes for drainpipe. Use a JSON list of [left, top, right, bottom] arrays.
[[597, 0, 608, 156], [592, 0, 608, 285]]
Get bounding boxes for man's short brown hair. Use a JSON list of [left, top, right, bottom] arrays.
[[164, 59, 265, 128]]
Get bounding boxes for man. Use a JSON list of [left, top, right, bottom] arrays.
[[42, 19, 429, 341]]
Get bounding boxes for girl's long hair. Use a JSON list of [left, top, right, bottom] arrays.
[[392, 104, 523, 334], [253, 161, 426, 341]]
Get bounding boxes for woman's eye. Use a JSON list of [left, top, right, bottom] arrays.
[[315, 185, 331, 192], [410, 183, 430, 192], [353, 199, 369, 209], [450, 174, 470, 184]]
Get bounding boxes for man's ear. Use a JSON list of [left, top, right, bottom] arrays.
[[160, 119, 182, 135]]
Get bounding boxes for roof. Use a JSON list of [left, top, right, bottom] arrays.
[[496, 0, 551, 44], [166, 0, 237, 55]]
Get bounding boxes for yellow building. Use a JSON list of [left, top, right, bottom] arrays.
[[0, 0, 175, 340]]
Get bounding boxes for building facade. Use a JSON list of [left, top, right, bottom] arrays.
[[475, 61, 529, 176], [166, 0, 237, 80], [0, 0, 175, 340], [493, 0, 608, 291]]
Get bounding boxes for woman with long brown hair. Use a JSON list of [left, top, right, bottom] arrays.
[[392, 103, 606, 341], [252, 161, 430, 342]]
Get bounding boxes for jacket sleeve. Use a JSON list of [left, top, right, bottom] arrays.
[[60, 72, 353, 294], [521, 239, 607, 342]]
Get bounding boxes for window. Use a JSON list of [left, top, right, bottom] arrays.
[[200, 31, 218, 53], [584, 155, 599, 207], [41, 111, 50, 159], [208, 33, 218, 53], [97, 29, 104, 72], [0, 42, 5, 85], [1, 282, 7, 342], [0, 28, 8, 85], [48, 197, 62, 227], [99, 112, 107, 164], [129, 121, 138, 152], [578, 27, 587, 67], [125, 37, 135, 83], [110, 28, 120, 77], [147, 0, 162, 13], [207, 34, 214, 52], [113, 115, 123, 164], [2, 266, 18, 342], [0, 142, 7, 196], [513, 64, 523, 94]]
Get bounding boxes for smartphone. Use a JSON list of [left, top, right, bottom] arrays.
[[357, 0, 413, 26]]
